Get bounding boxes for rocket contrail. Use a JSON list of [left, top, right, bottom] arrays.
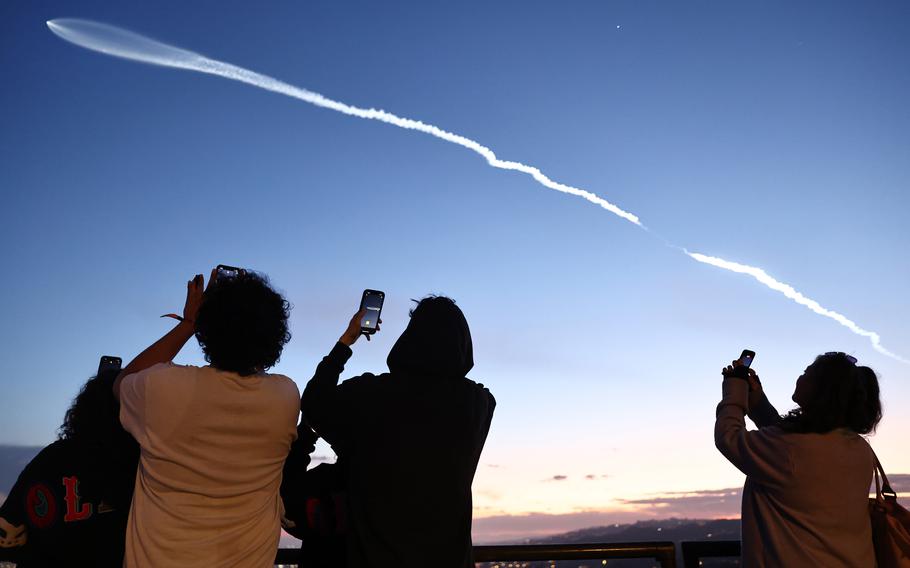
[[46, 18, 907, 363], [46, 19, 640, 226], [685, 252, 908, 364]]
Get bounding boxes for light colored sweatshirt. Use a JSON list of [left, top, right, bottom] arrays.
[[715, 377, 875, 568]]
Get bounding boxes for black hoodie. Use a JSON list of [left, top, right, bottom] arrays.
[[301, 298, 495, 568]]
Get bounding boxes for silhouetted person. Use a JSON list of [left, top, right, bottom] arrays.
[[301, 295, 495, 568], [715, 352, 881, 567], [0, 367, 139, 567], [112, 270, 300, 568]]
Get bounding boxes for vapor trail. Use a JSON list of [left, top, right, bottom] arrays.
[[46, 18, 907, 363], [46, 19, 640, 226], [686, 251, 908, 363]]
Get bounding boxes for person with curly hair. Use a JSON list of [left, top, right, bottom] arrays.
[[0, 364, 139, 567], [112, 269, 300, 568], [715, 352, 882, 567]]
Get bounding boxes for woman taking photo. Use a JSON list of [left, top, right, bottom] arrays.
[[715, 352, 882, 567]]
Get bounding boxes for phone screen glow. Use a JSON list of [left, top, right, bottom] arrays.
[[361, 292, 383, 330]]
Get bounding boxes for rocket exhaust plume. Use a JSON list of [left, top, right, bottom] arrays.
[[46, 19, 640, 226], [685, 252, 908, 364], [47, 18, 907, 363]]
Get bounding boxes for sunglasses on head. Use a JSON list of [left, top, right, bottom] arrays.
[[825, 351, 858, 365]]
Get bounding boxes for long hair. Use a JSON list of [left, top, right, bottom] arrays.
[[58, 368, 139, 510], [780, 353, 882, 434], [59, 369, 125, 443]]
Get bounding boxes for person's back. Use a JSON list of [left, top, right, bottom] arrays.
[[302, 296, 495, 568], [339, 370, 493, 567], [120, 363, 299, 566], [738, 426, 873, 566], [114, 269, 300, 568], [715, 352, 881, 567]]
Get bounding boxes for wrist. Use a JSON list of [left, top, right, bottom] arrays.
[[339, 333, 357, 347]]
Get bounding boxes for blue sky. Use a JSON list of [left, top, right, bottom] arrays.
[[2, 0, 909, 540]]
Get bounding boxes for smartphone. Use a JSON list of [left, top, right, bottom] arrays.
[[97, 355, 122, 378], [359, 289, 385, 335], [738, 349, 756, 368], [216, 264, 243, 280]]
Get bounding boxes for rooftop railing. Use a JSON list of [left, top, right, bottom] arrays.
[[274, 539, 742, 567]]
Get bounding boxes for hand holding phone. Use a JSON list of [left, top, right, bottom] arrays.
[[340, 290, 385, 346], [359, 290, 385, 336]]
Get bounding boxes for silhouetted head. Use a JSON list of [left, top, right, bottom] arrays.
[[195, 271, 291, 376], [59, 367, 127, 444], [782, 352, 882, 434], [386, 295, 473, 378]]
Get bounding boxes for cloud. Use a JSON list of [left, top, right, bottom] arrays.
[[473, 510, 647, 543], [473, 476, 910, 544], [879, 474, 910, 494], [618, 487, 742, 518], [584, 474, 609, 480]]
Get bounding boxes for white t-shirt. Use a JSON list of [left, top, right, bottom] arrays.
[[120, 362, 300, 568]]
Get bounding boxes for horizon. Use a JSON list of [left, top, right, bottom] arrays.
[[1, 0, 908, 543]]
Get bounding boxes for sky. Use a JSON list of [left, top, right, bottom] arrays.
[[2, 0, 909, 543]]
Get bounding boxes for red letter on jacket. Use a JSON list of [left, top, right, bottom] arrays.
[[62, 476, 92, 522]]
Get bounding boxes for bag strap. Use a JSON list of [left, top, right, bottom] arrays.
[[870, 447, 897, 499]]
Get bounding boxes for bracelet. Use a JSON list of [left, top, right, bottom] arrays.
[[160, 313, 195, 324]]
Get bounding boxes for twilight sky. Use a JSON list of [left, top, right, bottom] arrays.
[[2, 0, 908, 542]]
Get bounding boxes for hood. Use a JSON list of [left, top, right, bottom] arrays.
[[386, 297, 474, 379]]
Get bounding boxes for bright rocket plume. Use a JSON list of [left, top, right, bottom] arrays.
[[46, 18, 906, 363], [46, 19, 640, 226]]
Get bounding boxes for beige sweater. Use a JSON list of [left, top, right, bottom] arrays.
[[715, 377, 875, 567]]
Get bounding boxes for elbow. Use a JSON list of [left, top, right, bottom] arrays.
[[713, 421, 739, 455]]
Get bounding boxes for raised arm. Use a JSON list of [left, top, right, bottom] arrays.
[[113, 273, 204, 400], [715, 365, 793, 487], [301, 309, 371, 447], [745, 368, 782, 428]]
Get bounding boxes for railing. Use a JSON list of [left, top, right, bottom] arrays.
[[680, 540, 741, 568], [474, 541, 677, 566], [275, 540, 743, 566]]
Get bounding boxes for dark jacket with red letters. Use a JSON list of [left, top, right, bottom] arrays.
[[0, 437, 138, 567]]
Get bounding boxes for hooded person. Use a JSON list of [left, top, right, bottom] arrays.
[[301, 295, 495, 568]]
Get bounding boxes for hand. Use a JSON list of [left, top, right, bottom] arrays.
[[745, 368, 763, 393], [183, 274, 204, 323], [339, 309, 381, 346], [722, 360, 749, 380]]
